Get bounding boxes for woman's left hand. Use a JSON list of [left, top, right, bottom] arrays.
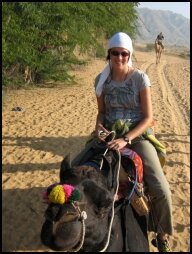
[[107, 138, 128, 151]]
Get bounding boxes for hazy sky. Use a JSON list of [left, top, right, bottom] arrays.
[[138, 2, 190, 19]]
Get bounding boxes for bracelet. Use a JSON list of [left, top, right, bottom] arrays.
[[123, 136, 131, 145]]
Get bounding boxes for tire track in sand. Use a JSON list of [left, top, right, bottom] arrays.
[[147, 58, 189, 163], [141, 54, 190, 252]]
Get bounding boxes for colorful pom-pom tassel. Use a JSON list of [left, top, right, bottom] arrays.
[[69, 188, 81, 202], [44, 183, 81, 205], [63, 184, 74, 201], [48, 185, 65, 204]]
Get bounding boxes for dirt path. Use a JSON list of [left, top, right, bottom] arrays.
[[2, 50, 190, 252], [136, 52, 190, 251]]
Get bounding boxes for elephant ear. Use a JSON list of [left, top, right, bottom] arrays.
[[60, 154, 71, 182]]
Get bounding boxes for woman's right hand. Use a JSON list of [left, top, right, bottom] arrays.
[[96, 124, 110, 141]]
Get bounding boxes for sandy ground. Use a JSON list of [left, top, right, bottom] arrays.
[[2, 50, 190, 252]]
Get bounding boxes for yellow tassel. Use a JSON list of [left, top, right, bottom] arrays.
[[48, 185, 66, 204]]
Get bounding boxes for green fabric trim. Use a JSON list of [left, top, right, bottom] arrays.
[[107, 119, 166, 168]]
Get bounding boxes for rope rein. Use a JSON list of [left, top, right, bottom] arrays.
[[100, 149, 121, 252], [64, 131, 121, 252], [99, 131, 121, 252], [69, 130, 147, 251], [65, 203, 87, 252]]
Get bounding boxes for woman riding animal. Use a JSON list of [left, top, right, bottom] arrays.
[[155, 32, 164, 49], [70, 32, 172, 252], [155, 32, 164, 64]]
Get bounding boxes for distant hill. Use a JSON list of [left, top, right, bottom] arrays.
[[135, 8, 190, 48]]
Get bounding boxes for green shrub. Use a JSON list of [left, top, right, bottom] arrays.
[[2, 2, 139, 89]]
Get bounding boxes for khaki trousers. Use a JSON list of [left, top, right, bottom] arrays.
[[131, 140, 173, 235]]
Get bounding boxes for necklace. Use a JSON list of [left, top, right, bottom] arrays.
[[111, 67, 130, 82]]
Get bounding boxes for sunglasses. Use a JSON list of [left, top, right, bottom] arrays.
[[110, 50, 129, 57]]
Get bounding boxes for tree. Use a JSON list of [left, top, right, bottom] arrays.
[[2, 2, 139, 88]]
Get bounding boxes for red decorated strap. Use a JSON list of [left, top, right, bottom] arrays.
[[120, 147, 143, 183]]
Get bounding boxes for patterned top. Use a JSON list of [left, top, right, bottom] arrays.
[[95, 68, 151, 125]]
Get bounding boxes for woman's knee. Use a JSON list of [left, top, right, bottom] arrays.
[[131, 140, 159, 163], [147, 181, 172, 201]]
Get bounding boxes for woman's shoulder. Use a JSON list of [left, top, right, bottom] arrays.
[[133, 68, 148, 77], [132, 68, 151, 87]]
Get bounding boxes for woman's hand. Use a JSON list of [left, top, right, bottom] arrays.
[[107, 138, 128, 151], [96, 124, 110, 141]]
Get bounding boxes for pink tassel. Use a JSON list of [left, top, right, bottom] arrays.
[[63, 184, 75, 201]]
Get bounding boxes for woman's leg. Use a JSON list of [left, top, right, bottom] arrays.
[[131, 140, 173, 236]]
